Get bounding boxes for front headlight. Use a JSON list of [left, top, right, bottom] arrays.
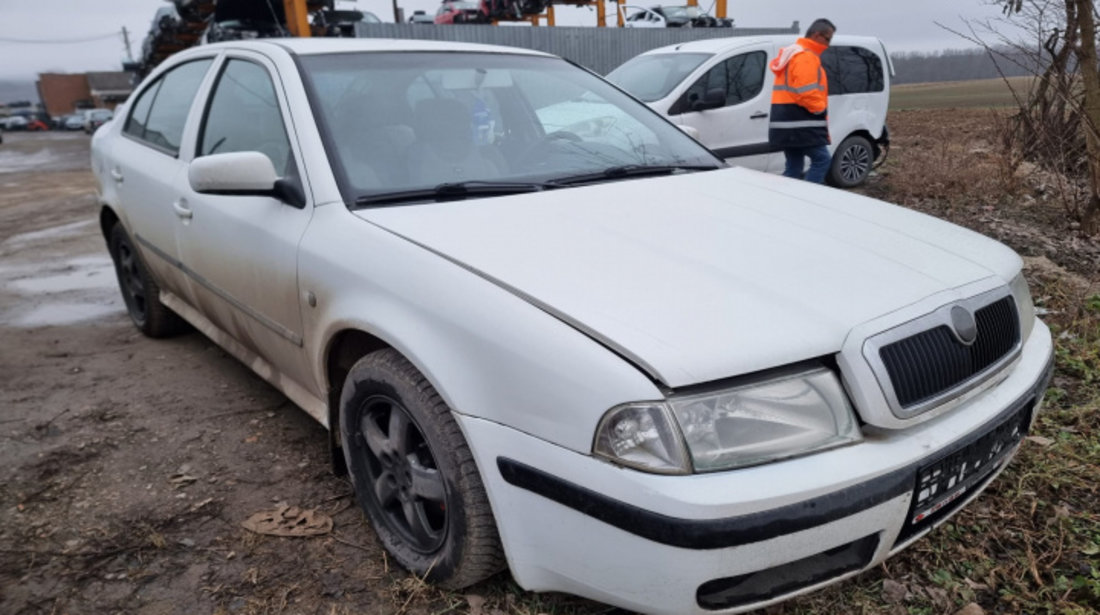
[[593, 402, 691, 475], [1009, 272, 1036, 343], [593, 367, 862, 474]]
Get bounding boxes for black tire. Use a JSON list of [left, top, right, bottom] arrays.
[[108, 223, 185, 338], [828, 135, 874, 188], [339, 349, 504, 589]]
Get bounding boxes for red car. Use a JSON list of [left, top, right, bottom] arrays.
[[434, 0, 483, 23], [27, 118, 50, 131]]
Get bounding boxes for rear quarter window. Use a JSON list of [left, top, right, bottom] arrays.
[[821, 46, 884, 95]]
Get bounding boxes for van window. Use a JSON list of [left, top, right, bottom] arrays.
[[673, 51, 766, 115], [821, 46, 884, 95], [605, 53, 712, 103]]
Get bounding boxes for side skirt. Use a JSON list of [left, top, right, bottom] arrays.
[[160, 290, 329, 429]]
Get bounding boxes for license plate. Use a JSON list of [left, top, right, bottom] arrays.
[[909, 404, 1031, 526]]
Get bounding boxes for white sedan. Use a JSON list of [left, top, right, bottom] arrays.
[[92, 39, 1053, 614]]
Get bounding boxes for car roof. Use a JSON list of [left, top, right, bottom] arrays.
[[641, 34, 885, 57], [196, 38, 555, 59]]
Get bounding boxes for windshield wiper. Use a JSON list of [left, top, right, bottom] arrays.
[[547, 164, 719, 186], [354, 180, 558, 207]]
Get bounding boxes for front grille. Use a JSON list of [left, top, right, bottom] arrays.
[[880, 297, 1019, 408]]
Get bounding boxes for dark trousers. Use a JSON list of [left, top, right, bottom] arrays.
[[782, 145, 831, 184]]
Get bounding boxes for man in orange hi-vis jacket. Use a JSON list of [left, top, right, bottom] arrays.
[[769, 19, 836, 184]]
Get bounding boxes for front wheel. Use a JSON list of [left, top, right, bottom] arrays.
[[828, 135, 874, 188], [340, 349, 504, 589]]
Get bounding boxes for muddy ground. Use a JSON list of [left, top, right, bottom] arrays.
[[1, 119, 1097, 615], [0, 131, 489, 615]]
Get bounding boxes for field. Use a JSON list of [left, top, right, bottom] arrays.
[[891, 76, 1035, 110], [1, 93, 1099, 615]]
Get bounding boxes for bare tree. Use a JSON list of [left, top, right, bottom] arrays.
[[995, 0, 1100, 233]]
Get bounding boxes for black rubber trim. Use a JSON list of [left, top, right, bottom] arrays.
[[497, 351, 1054, 550], [712, 143, 782, 159], [498, 456, 911, 550]]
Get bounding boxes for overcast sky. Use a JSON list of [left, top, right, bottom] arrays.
[[0, 0, 1025, 80]]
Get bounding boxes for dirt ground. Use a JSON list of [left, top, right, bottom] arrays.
[[1, 116, 1097, 615], [0, 131, 492, 615]]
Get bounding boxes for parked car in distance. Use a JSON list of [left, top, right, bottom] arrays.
[[607, 35, 892, 187], [434, 0, 483, 23], [83, 108, 114, 134], [0, 115, 28, 130], [408, 9, 435, 23], [61, 114, 86, 130], [27, 118, 50, 131], [93, 38, 1051, 615], [621, 4, 732, 28]]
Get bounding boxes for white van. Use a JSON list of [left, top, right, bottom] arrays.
[[607, 35, 893, 186]]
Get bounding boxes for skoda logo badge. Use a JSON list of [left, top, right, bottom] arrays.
[[950, 305, 978, 345]]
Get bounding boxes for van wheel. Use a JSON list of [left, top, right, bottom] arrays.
[[108, 223, 185, 338], [340, 349, 505, 589], [828, 135, 874, 188]]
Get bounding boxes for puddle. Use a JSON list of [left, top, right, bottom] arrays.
[[1, 230, 123, 327], [2, 219, 96, 248], [8, 256, 116, 293], [0, 149, 57, 174], [11, 302, 121, 328]]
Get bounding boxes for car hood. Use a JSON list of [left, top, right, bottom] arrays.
[[355, 167, 1020, 387]]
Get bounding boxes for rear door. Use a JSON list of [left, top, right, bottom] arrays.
[[667, 44, 774, 171], [172, 51, 314, 386], [110, 58, 216, 299], [820, 43, 889, 148]]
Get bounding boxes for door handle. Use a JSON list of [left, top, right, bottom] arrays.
[[110, 168, 124, 183], [750, 112, 769, 119], [172, 198, 193, 220]]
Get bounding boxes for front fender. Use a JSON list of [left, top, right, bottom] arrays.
[[299, 204, 661, 453]]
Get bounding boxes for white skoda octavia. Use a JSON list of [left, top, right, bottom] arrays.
[[92, 39, 1053, 614]]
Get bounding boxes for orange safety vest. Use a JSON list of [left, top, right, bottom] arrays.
[[768, 37, 830, 149]]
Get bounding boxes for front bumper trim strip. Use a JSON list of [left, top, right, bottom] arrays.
[[497, 456, 911, 550]]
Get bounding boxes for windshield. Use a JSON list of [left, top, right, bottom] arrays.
[[606, 53, 711, 102], [299, 52, 721, 205]]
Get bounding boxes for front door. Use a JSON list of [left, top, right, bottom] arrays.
[[669, 47, 775, 171], [173, 53, 314, 387]]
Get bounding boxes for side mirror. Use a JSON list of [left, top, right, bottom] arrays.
[[692, 88, 726, 112], [188, 152, 304, 207]]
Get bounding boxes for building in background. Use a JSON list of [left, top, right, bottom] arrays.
[[36, 72, 132, 118]]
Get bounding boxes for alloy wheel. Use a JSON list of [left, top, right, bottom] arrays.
[[357, 394, 448, 553]]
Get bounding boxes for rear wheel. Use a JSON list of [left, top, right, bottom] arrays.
[[108, 223, 185, 337], [828, 135, 874, 188], [340, 349, 504, 589]]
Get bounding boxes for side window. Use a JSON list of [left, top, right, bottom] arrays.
[[723, 51, 766, 105], [674, 51, 765, 114], [821, 46, 885, 95], [679, 62, 728, 114], [199, 59, 292, 175], [134, 60, 213, 155], [123, 81, 160, 140]]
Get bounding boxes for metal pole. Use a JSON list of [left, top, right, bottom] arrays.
[[283, 0, 311, 37], [121, 26, 134, 62]]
